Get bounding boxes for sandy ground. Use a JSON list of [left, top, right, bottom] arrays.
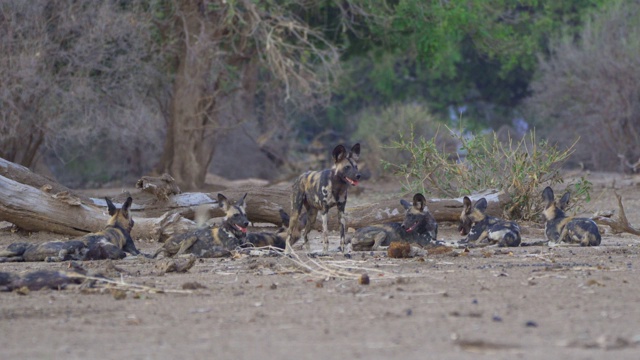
[[2, 172, 640, 359]]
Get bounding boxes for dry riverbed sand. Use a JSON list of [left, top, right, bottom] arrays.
[[1, 172, 640, 359]]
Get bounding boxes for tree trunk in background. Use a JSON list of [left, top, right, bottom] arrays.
[[156, 1, 220, 191], [156, 1, 256, 191]]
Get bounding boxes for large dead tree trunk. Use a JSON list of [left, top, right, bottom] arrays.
[[0, 164, 510, 242]]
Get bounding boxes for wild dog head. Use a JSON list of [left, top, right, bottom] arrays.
[[400, 193, 438, 241], [541, 186, 568, 222], [541, 186, 601, 246], [219, 193, 249, 238], [459, 196, 520, 247], [459, 196, 487, 236], [105, 196, 138, 254], [106, 196, 134, 232], [333, 143, 361, 186]]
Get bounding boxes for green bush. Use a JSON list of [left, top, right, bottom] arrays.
[[382, 126, 591, 220]]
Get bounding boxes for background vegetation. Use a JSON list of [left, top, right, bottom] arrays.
[[1, 0, 637, 193]]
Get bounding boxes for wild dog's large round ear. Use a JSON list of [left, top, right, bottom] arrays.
[[105, 197, 116, 216], [238, 193, 248, 209], [400, 199, 411, 210], [332, 144, 347, 163], [122, 197, 133, 213], [349, 143, 361, 161], [474, 198, 488, 212], [413, 193, 427, 212], [559, 192, 571, 210], [462, 196, 472, 213], [542, 187, 555, 206], [217, 193, 230, 211]]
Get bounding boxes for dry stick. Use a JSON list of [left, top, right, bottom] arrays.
[[67, 273, 193, 294], [591, 191, 640, 236], [281, 246, 430, 282]]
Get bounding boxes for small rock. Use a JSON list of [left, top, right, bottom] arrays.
[[525, 320, 538, 327], [359, 273, 370, 285]]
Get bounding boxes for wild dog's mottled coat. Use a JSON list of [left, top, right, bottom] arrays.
[[286, 144, 361, 253], [154, 193, 249, 258], [351, 193, 438, 251], [0, 197, 139, 262], [542, 187, 601, 246], [459, 196, 521, 247], [243, 209, 294, 249]]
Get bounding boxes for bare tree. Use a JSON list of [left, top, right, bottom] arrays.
[[526, 0, 640, 172], [0, 1, 165, 181], [153, 0, 342, 190]]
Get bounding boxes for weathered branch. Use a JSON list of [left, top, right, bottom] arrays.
[[592, 191, 640, 236]]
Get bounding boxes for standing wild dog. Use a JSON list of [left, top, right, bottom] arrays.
[[285, 143, 361, 254], [154, 193, 249, 258], [351, 193, 438, 251], [542, 187, 601, 246], [459, 196, 521, 247], [0, 197, 139, 262]]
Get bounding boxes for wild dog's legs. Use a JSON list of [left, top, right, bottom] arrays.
[[371, 232, 387, 251], [285, 191, 306, 255], [303, 208, 318, 252], [176, 236, 198, 256], [337, 202, 347, 253], [321, 210, 329, 253]]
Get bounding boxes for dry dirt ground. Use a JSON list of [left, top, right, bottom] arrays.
[[2, 172, 640, 359]]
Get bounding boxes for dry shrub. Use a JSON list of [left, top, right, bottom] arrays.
[[526, 0, 640, 172], [384, 126, 592, 220]]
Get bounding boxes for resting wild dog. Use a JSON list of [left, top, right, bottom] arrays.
[[542, 187, 601, 246], [459, 196, 521, 247], [243, 209, 291, 249], [153, 193, 249, 258], [351, 193, 438, 251], [0, 197, 139, 262], [286, 143, 361, 254]]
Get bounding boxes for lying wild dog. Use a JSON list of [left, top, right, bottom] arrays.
[[351, 193, 438, 251], [459, 196, 521, 247], [542, 187, 601, 246], [286, 143, 361, 254], [244, 209, 290, 249], [154, 193, 249, 258], [0, 197, 139, 262]]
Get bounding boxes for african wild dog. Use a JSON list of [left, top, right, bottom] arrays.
[[542, 187, 601, 246], [243, 209, 293, 249], [459, 196, 521, 247], [153, 193, 249, 258], [351, 193, 438, 251], [0, 197, 139, 262], [285, 143, 361, 254]]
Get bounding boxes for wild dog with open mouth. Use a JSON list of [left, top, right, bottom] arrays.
[[243, 209, 294, 249], [286, 143, 361, 254], [459, 196, 521, 247], [542, 187, 601, 246], [351, 193, 438, 251], [0, 197, 139, 262], [153, 193, 249, 258]]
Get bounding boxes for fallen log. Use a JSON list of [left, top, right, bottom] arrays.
[[0, 157, 510, 240]]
